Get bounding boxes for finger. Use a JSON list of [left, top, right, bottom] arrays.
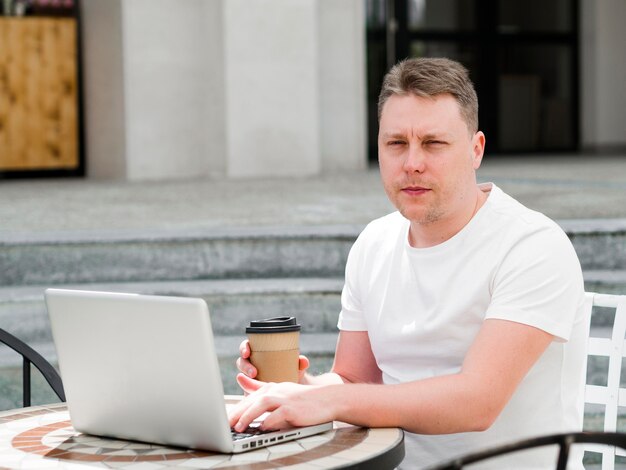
[[259, 407, 288, 431], [229, 376, 273, 428], [298, 355, 310, 372], [236, 357, 257, 378], [228, 397, 250, 428], [236, 373, 264, 394], [233, 395, 278, 432], [228, 382, 261, 427], [298, 355, 310, 382], [239, 339, 251, 359]]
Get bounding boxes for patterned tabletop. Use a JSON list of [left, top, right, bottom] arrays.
[[0, 400, 404, 469]]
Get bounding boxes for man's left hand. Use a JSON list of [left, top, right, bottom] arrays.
[[228, 374, 337, 432]]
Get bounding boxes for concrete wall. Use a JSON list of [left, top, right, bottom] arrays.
[[80, 0, 367, 181], [122, 0, 213, 180], [319, 0, 367, 172], [223, 0, 320, 178], [581, 0, 626, 149], [202, 1, 227, 178], [81, 0, 126, 178]]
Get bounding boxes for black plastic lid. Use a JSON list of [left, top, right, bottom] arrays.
[[246, 316, 300, 333]]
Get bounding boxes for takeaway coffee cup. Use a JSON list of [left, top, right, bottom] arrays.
[[246, 317, 301, 383]]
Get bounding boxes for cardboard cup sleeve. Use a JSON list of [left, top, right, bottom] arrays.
[[248, 331, 300, 383]]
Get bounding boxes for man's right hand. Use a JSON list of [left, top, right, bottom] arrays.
[[236, 339, 311, 383]]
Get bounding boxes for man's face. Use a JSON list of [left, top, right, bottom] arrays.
[[378, 93, 485, 226]]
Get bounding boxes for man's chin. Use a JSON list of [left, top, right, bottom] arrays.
[[398, 207, 442, 225]]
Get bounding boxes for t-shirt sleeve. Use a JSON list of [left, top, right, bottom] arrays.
[[337, 235, 368, 331], [485, 224, 585, 342]]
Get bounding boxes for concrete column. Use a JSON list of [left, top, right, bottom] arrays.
[[122, 0, 217, 180], [580, 0, 626, 150], [81, 0, 366, 181], [223, 0, 320, 178], [82, 0, 225, 180], [81, 0, 127, 179], [318, 0, 367, 172]]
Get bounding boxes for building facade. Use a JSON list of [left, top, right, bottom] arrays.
[[80, 0, 625, 181]]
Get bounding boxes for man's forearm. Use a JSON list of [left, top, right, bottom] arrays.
[[318, 318, 554, 434], [300, 371, 346, 386], [300, 366, 378, 386], [319, 374, 498, 434]]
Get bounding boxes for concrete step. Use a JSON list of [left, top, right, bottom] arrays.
[[561, 219, 626, 271], [584, 270, 626, 296], [0, 277, 344, 346], [1, 269, 624, 348], [2, 272, 623, 358], [0, 225, 359, 287], [1, 220, 625, 287]]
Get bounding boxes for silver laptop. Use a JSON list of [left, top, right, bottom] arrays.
[[45, 288, 332, 453]]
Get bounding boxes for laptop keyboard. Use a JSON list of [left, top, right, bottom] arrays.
[[231, 423, 270, 441]]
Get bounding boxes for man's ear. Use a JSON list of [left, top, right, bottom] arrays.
[[471, 131, 486, 170]]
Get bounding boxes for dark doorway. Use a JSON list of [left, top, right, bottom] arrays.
[[366, 0, 580, 161]]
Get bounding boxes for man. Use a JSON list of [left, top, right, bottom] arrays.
[[229, 58, 586, 469]]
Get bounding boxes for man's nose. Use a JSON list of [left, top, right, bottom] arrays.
[[403, 145, 426, 173]]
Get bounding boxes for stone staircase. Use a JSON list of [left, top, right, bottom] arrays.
[[0, 225, 359, 366], [1, 219, 625, 368]]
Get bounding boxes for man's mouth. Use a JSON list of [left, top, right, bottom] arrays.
[[401, 186, 431, 196]]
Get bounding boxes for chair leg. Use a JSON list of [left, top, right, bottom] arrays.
[[555, 434, 573, 470], [23, 358, 31, 408]]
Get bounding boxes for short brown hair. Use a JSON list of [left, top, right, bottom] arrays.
[[377, 57, 479, 133]]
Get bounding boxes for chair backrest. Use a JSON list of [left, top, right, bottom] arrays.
[[428, 432, 626, 470], [0, 328, 66, 407], [583, 292, 626, 470]]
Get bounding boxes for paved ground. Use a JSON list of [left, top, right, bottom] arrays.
[[1, 154, 626, 237]]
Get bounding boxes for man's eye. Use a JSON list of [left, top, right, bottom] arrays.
[[388, 141, 405, 146], [426, 140, 446, 146]]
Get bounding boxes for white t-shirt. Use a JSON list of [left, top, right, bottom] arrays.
[[338, 183, 587, 469]]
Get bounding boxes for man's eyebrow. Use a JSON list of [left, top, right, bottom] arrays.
[[380, 131, 407, 139], [421, 132, 452, 141], [381, 131, 453, 141]]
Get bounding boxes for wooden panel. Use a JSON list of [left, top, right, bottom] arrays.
[[0, 17, 78, 171]]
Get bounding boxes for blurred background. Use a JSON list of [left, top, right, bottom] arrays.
[[1, 0, 624, 181], [1, 3, 625, 458]]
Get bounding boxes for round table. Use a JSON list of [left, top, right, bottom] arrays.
[[0, 401, 404, 469]]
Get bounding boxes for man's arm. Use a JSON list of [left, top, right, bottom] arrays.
[[329, 318, 553, 433], [229, 319, 553, 434]]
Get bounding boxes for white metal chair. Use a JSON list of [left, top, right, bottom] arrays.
[[583, 291, 626, 469]]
